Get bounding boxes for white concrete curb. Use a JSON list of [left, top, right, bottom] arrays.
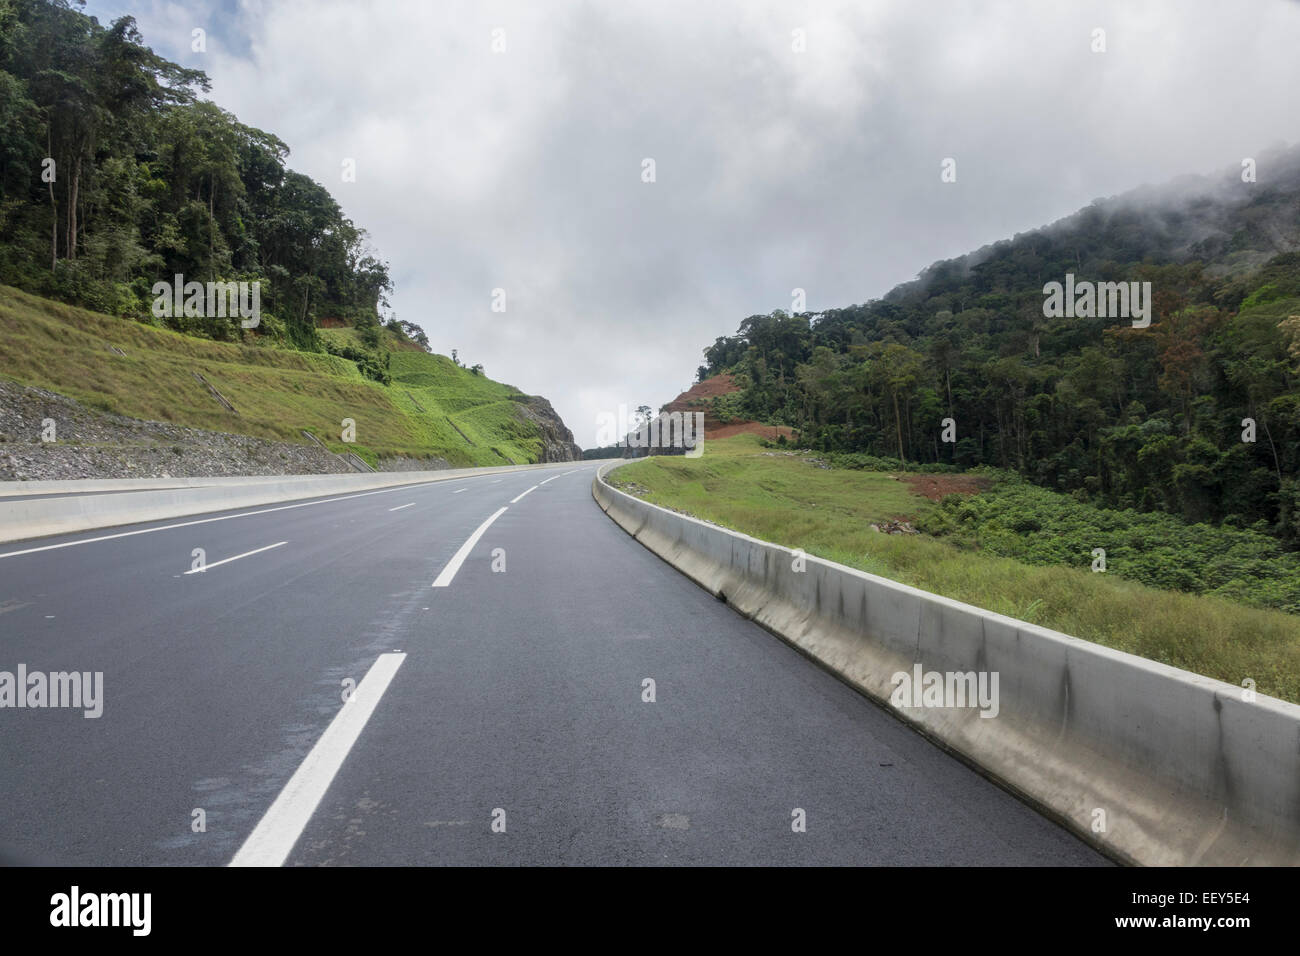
[[0, 462, 573, 544], [594, 459, 1300, 866]]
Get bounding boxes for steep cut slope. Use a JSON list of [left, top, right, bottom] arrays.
[[0, 285, 580, 477], [660, 373, 795, 441]]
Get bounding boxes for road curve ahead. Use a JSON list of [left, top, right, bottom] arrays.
[[0, 464, 1106, 866]]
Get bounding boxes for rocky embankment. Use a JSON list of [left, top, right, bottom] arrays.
[[0, 380, 446, 481], [515, 395, 583, 462]]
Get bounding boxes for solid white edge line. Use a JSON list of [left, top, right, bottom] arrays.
[[509, 485, 538, 504], [0, 484, 436, 560], [229, 652, 406, 867], [432, 507, 508, 587], [184, 540, 287, 574], [539, 474, 562, 485], [0, 466, 560, 561], [388, 502, 415, 512]]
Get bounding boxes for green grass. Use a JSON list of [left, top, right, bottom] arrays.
[[610, 434, 1300, 704], [0, 284, 545, 466], [918, 478, 1300, 613]]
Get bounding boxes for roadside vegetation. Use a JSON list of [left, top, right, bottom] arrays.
[[0, 284, 544, 466], [608, 434, 1300, 704]]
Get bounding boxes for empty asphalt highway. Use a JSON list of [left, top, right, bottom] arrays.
[[0, 464, 1106, 865]]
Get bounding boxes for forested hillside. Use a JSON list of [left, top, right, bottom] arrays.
[[696, 147, 1300, 542], [0, 0, 581, 471], [0, 0, 389, 346]]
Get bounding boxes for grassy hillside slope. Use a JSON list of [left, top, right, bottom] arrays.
[[0, 284, 546, 467], [609, 435, 1300, 704]]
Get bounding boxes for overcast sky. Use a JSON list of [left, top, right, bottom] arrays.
[[82, 0, 1300, 446]]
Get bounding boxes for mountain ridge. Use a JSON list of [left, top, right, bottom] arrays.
[[687, 146, 1300, 542]]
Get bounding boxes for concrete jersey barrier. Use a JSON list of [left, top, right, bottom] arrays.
[[593, 459, 1300, 866], [0, 462, 574, 544]]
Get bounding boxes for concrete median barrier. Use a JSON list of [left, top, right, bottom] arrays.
[[0, 462, 570, 544], [593, 459, 1300, 866]]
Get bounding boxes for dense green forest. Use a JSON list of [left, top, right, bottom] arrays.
[[0, 0, 398, 352], [697, 148, 1300, 543]]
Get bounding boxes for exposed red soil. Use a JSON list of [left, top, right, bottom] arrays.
[[709, 421, 798, 440], [318, 317, 348, 328], [661, 373, 797, 441], [669, 373, 741, 402], [901, 473, 990, 500]]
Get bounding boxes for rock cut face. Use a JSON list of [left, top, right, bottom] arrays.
[[514, 395, 582, 462]]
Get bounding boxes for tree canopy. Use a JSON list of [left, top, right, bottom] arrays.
[[697, 149, 1300, 543], [0, 0, 392, 349]]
